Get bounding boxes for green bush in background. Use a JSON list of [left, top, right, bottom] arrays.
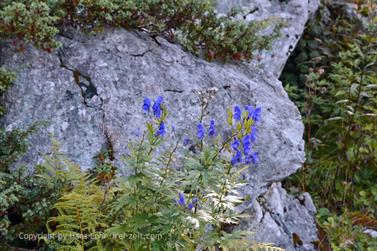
[[282, 2, 377, 250]]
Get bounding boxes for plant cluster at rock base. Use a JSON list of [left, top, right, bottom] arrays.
[[1, 95, 284, 250], [282, 2, 377, 250], [0, 0, 280, 61]]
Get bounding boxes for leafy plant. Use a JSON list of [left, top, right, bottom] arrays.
[[42, 96, 284, 250], [317, 208, 377, 251]]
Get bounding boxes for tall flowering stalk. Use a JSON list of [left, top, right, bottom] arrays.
[[103, 96, 263, 250]]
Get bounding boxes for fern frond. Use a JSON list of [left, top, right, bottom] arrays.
[[43, 176, 110, 250]]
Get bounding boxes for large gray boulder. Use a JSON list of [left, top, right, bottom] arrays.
[[0, 28, 315, 250], [1, 29, 305, 186], [217, 0, 320, 77], [0, 1, 320, 248]]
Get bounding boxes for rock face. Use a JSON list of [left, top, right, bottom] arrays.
[[1, 29, 305, 185], [0, 1, 320, 249], [217, 0, 320, 77], [243, 183, 318, 251]]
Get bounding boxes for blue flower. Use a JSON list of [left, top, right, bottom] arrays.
[[154, 121, 165, 137], [245, 106, 262, 122], [143, 98, 151, 112], [231, 150, 242, 166], [155, 96, 163, 105], [242, 134, 251, 155], [250, 126, 257, 142], [187, 198, 198, 211], [197, 123, 205, 140], [234, 105, 242, 121], [252, 152, 259, 165], [183, 138, 191, 146], [208, 120, 216, 137], [252, 107, 262, 122], [231, 138, 240, 151], [245, 153, 253, 164], [152, 96, 164, 119], [187, 203, 194, 211], [178, 192, 186, 206]]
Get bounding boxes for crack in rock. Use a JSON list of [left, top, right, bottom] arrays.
[[129, 49, 152, 57], [57, 49, 104, 110], [257, 196, 292, 238], [163, 89, 184, 93]]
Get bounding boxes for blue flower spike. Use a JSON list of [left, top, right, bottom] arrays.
[[187, 203, 194, 211], [242, 134, 251, 155], [245, 105, 262, 122], [252, 107, 262, 122], [231, 138, 240, 151], [252, 152, 259, 165], [152, 96, 164, 119], [234, 105, 242, 121], [188, 197, 199, 211], [208, 120, 216, 137], [245, 153, 253, 165], [197, 123, 205, 140], [231, 150, 242, 166], [178, 192, 186, 206], [250, 126, 257, 142], [143, 98, 151, 113], [154, 121, 165, 137]]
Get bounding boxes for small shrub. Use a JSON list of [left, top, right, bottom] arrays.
[[0, 125, 65, 249], [0, 0, 281, 61], [0, 67, 16, 116]]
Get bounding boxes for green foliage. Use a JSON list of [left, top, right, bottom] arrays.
[[317, 208, 377, 251], [0, 67, 16, 116], [0, 0, 280, 61], [282, 3, 377, 250], [299, 38, 377, 207], [0, 1, 60, 51], [0, 136, 80, 249], [0, 122, 44, 172], [0, 167, 55, 243]]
